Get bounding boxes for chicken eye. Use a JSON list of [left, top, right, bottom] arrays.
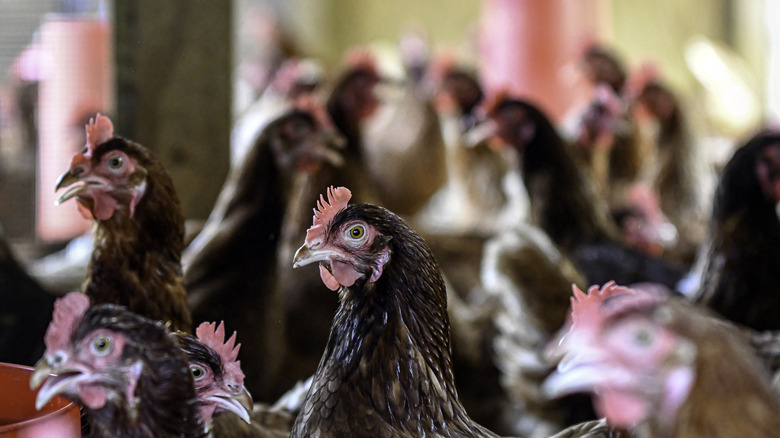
[[91, 336, 112, 356], [106, 155, 124, 171], [633, 329, 654, 347], [190, 365, 206, 381], [347, 225, 365, 240]]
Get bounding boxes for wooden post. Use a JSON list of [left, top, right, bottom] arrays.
[[114, 0, 232, 220]]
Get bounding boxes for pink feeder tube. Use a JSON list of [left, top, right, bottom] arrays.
[[480, 0, 608, 121], [36, 16, 113, 242]]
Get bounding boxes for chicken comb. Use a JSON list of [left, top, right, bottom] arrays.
[[305, 186, 352, 245], [624, 62, 660, 99], [196, 321, 245, 382], [428, 53, 457, 85], [343, 49, 378, 75], [569, 281, 635, 330], [479, 88, 515, 118], [294, 95, 334, 131], [85, 113, 114, 153], [44, 292, 90, 352]]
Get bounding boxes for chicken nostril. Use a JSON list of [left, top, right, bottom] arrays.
[[71, 166, 86, 177], [51, 351, 66, 366]]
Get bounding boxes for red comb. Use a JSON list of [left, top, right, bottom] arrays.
[[196, 321, 245, 383], [294, 95, 334, 131], [85, 113, 114, 153], [44, 293, 90, 352], [305, 186, 352, 245]]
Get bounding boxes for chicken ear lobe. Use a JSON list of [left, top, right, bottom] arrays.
[[369, 238, 392, 283]]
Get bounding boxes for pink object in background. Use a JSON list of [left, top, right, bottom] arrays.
[[480, 0, 609, 121], [36, 16, 113, 242]]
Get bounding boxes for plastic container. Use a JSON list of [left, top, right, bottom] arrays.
[[0, 363, 80, 437]]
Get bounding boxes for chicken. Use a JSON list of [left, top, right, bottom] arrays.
[[173, 322, 253, 431], [0, 230, 55, 366], [627, 70, 710, 266], [30, 292, 205, 437], [54, 114, 191, 331], [183, 99, 344, 401], [289, 186, 624, 437], [545, 282, 780, 437], [418, 58, 519, 234], [566, 45, 642, 211], [360, 39, 448, 219], [692, 131, 780, 330], [483, 96, 685, 288], [480, 223, 595, 436]]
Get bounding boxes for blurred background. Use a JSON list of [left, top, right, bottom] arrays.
[[0, 0, 775, 247]]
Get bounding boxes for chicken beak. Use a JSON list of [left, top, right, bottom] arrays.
[[30, 357, 54, 391], [292, 244, 341, 269], [30, 358, 86, 410], [210, 386, 253, 424], [54, 170, 89, 205]]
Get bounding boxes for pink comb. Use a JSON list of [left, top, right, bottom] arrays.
[[569, 281, 634, 331], [44, 293, 90, 352], [196, 321, 245, 383], [295, 95, 334, 131], [85, 113, 114, 152], [305, 186, 352, 246], [624, 62, 660, 98], [344, 49, 377, 74]]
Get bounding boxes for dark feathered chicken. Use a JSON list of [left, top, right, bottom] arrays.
[[693, 131, 780, 330], [176, 322, 299, 438], [54, 114, 191, 331], [174, 322, 253, 431], [183, 101, 344, 401], [545, 282, 780, 437], [484, 97, 685, 288], [629, 76, 709, 266], [0, 230, 54, 366], [289, 186, 624, 438], [30, 293, 205, 437]]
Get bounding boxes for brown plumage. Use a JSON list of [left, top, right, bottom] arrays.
[[55, 114, 191, 331], [484, 97, 684, 288], [546, 282, 780, 437], [693, 131, 780, 330], [290, 186, 624, 438], [184, 103, 343, 401], [361, 47, 448, 219], [631, 79, 709, 266], [31, 293, 205, 437]]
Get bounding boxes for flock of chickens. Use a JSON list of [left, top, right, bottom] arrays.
[[2, 38, 780, 438]]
